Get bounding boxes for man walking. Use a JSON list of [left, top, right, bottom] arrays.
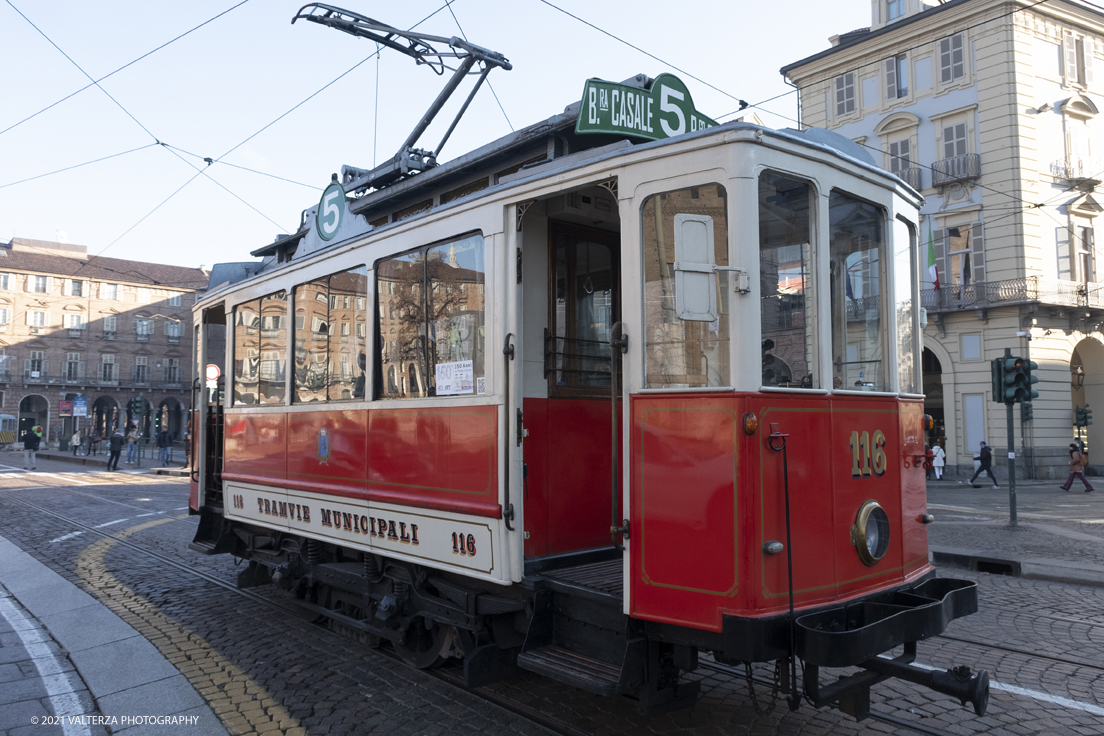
[[969, 441, 999, 489], [157, 427, 173, 466], [125, 425, 139, 464], [22, 429, 39, 470], [1061, 443, 1095, 492], [106, 428, 124, 471]]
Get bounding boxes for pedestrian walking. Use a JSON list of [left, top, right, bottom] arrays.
[[22, 429, 39, 470], [106, 428, 124, 471], [1061, 443, 1095, 492], [157, 428, 173, 467], [125, 425, 139, 464], [968, 441, 999, 489], [70, 430, 81, 456], [932, 443, 946, 480], [89, 429, 101, 456]]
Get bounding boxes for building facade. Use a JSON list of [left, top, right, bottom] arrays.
[[0, 238, 207, 447], [782, 0, 1104, 477]]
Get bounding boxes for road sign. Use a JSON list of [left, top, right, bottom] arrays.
[[205, 364, 221, 382]]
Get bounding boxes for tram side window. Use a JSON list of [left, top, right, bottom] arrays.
[[641, 184, 730, 389], [292, 267, 368, 403], [376, 233, 485, 399], [894, 217, 920, 394], [233, 291, 287, 406], [759, 172, 816, 388], [829, 191, 886, 391]]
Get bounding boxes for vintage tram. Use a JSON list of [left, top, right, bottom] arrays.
[[190, 65, 989, 719]]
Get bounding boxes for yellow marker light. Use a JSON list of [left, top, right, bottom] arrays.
[[743, 413, 758, 435]]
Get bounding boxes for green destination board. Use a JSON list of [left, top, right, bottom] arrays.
[[575, 73, 718, 142]]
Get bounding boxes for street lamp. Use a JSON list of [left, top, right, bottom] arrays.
[[1073, 364, 1085, 389]]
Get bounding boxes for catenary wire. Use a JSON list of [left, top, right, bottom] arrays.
[[163, 145, 321, 191], [0, 144, 158, 190], [445, 0, 513, 131], [0, 0, 251, 138]]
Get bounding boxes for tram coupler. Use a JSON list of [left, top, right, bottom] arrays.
[[858, 654, 989, 717]]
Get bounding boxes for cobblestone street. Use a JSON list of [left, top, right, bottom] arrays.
[[1, 465, 1102, 735]]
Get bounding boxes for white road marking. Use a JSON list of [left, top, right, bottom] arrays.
[[174, 507, 189, 511], [92, 518, 128, 528], [135, 512, 158, 517], [0, 593, 92, 736], [898, 658, 1104, 717], [927, 504, 981, 512], [49, 532, 84, 543]]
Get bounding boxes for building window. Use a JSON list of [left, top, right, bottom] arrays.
[[66, 353, 81, 381], [168, 293, 181, 307], [835, 72, 856, 116], [135, 356, 149, 383], [0, 274, 9, 290], [947, 226, 974, 287], [100, 283, 119, 300], [885, 54, 908, 99], [68, 280, 84, 297], [942, 121, 968, 160], [165, 358, 180, 384], [1065, 32, 1094, 87], [31, 275, 47, 293], [0, 308, 9, 325], [101, 354, 116, 381], [138, 287, 151, 304], [103, 315, 117, 339], [166, 320, 182, 343], [940, 33, 965, 83], [889, 138, 911, 176], [136, 318, 154, 341], [1077, 225, 1096, 282], [65, 314, 84, 330], [887, 0, 905, 20], [26, 350, 44, 380], [28, 310, 46, 328]]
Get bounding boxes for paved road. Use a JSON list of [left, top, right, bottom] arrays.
[[1, 466, 1102, 734]]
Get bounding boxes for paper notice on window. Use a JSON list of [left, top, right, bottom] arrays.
[[436, 360, 474, 395]]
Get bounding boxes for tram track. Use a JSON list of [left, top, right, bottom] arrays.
[[10, 493, 1104, 735]]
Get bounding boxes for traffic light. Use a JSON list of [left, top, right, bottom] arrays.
[[1085, 404, 1094, 427], [1076, 405, 1086, 427], [1022, 402, 1033, 422], [762, 339, 776, 384], [1000, 356, 1039, 404]]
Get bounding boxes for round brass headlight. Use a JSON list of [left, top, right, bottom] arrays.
[[851, 500, 891, 566]]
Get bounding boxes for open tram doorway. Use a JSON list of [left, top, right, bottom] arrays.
[[517, 183, 623, 564]]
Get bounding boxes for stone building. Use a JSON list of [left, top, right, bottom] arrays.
[[0, 237, 207, 447], [782, 0, 1104, 478]]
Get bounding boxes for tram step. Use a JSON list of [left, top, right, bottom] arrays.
[[516, 645, 622, 696]]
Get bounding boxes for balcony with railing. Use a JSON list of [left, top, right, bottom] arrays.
[[932, 153, 981, 186], [1050, 155, 1103, 184], [922, 275, 1104, 313], [893, 166, 923, 190]]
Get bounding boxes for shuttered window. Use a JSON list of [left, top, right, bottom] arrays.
[[835, 73, 856, 116], [1065, 32, 1094, 87], [939, 34, 965, 83]]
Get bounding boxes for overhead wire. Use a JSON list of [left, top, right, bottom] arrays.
[[0, 0, 251, 138], [163, 145, 321, 191], [444, 0, 513, 131], [0, 143, 159, 190]]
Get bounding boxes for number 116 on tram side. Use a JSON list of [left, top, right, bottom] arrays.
[[190, 71, 989, 720]]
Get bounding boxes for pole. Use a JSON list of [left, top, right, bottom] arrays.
[[1004, 348, 1017, 527]]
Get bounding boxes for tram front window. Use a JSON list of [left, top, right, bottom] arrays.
[[759, 172, 815, 388], [641, 184, 730, 389], [829, 191, 886, 392]]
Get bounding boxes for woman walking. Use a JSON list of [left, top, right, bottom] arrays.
[[932, 442, 946, 480], [1061, 443, 1095, 492]]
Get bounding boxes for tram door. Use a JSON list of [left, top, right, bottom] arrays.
[[520, 200, 623, 560], [191, 305, 226, 512]]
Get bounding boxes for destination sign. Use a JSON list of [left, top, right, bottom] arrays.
[[575, 73, 718, 142]]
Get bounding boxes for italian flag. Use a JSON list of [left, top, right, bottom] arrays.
[[927, 228, 940, 289]]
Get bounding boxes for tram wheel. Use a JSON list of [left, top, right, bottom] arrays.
[[393, 618, 448, 669]]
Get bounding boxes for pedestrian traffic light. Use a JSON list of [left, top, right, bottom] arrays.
[[1001, 356, 1039, 403]]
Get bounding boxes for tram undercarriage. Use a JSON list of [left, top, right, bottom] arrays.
[[195, 516, 988, 719]]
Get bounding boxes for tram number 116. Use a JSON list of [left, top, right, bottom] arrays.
[[452, 532, 477, 556], [849, 430, 887, 479]]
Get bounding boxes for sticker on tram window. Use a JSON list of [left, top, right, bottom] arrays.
[[849, 429, 888, 478], [436, 360, 474, 395]]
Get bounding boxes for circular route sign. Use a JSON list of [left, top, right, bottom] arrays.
[[316, 181, 346, 241], [205, 364, 221, 382]]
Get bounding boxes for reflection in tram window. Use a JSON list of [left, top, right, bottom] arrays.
[[641, 184, 730, 389], [830, 191, 886, 391], [232, 291, 286, 406], [376, 234, 485, 399], [292, 267, 368, 403], [894, 218, 920, 394], [759, 172, 815, 388]]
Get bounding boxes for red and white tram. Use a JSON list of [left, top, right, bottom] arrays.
[[190, 68, 989, 719]]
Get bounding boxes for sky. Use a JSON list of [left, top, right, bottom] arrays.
[[0, 0, 870, 270]]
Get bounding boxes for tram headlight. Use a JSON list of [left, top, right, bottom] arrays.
[[851, 500, 891, 566]]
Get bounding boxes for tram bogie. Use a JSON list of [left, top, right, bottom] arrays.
[[191, 70, 989, 719]]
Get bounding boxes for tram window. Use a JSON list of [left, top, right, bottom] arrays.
[[641, 184, 730, 389], [759, 172, 815, 388], [549, 225, 618, 395], [292, 266, 368, 403], [894, 217, 920, 393], [829, 191, 886, 391], [232, 291, 287, 406], [376, 233, 485, 399]]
